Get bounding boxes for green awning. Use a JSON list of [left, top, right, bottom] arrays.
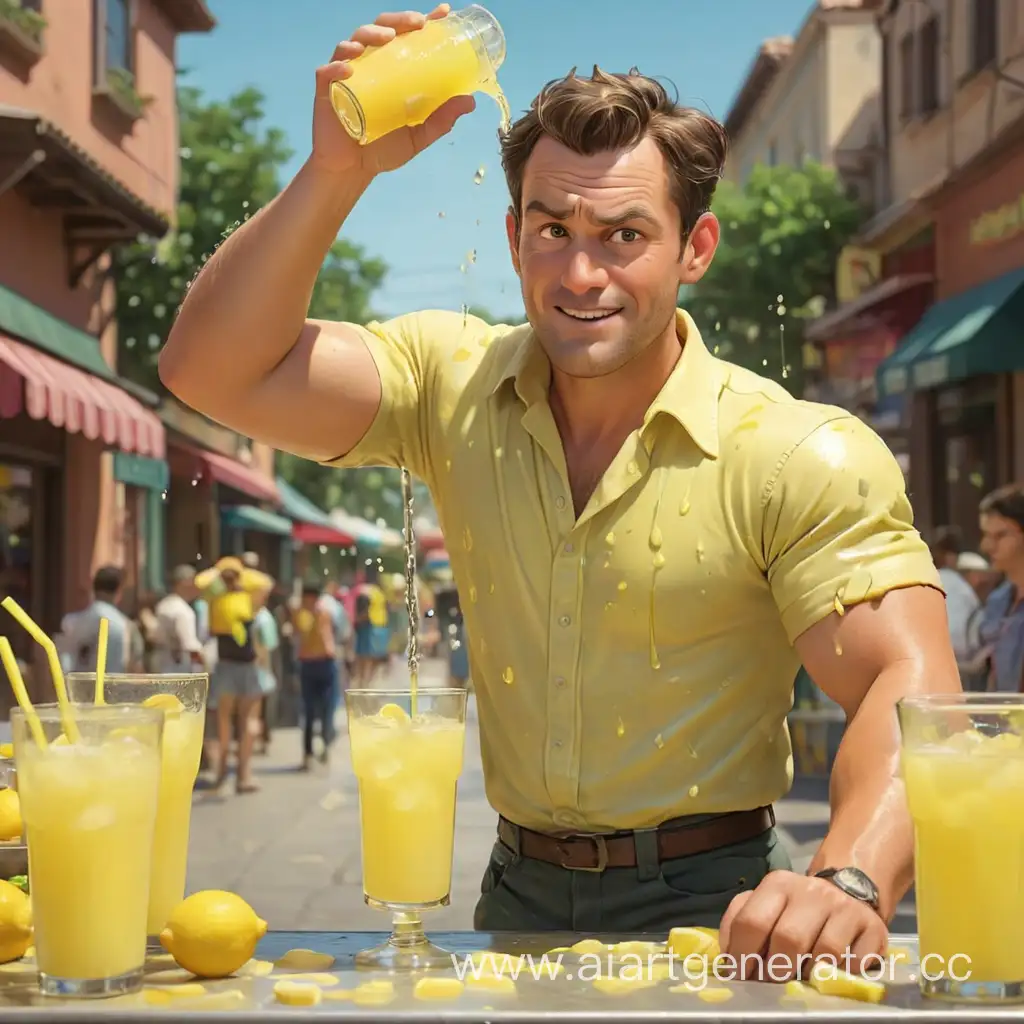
[[275, 476, 332, 527], [877, 266, 1024, 398], [0, 281, 116, 380], [113, 452, 169, 491], [221, 505, 292, 536]]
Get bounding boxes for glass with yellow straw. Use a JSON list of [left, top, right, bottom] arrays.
[[1, 600, 164, 999]]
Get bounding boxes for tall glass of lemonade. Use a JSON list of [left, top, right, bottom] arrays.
[[345, 687, 467, 969], [12, 703, 163, 998], [67, 673, 208, 937], [329, 4, 507, 145], [898, 693, 1024, 1003]]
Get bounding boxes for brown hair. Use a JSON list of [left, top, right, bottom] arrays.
[[980, 483, 1024, 530], [500, 67, 729, 240]]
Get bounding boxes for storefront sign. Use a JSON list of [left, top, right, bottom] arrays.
[[113, 452, 170, 492], [969, 191, 1024, 246], [835, 246, 882, 303]]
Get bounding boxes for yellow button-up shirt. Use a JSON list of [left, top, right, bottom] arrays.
[[323, 308, 940, 833]]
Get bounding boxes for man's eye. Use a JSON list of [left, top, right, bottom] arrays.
[[540, 224, 568, 239], [611, 228, 641, 243]]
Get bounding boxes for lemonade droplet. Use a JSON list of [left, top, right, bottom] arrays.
[[653, 552, 666, 569], [833, 594, 845, 616], [463, 527, 473, 551], [469, 586, 478, 603], [654, 734, 665, 749], [688, 784, 699, 798], [650, 525, 663, 549], [606, 531, 616, 546], [502, 666, 514, 685], [616, 717, 625, 738], [617, 581, 627, 592], [679, 500, 691, 516]]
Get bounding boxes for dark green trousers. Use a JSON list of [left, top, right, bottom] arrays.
[[473, 824, 791, 933]]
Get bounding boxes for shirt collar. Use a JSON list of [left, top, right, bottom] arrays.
[[491, 308, 721, 459]]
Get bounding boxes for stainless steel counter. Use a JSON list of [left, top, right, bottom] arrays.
[[1, 931, 1022, 1021]]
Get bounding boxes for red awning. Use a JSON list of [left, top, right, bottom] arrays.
[[292, 521, 356, 546], [0, 335, 165, 457], [168, 440, 279, 503], [805, 274, 933, 342]]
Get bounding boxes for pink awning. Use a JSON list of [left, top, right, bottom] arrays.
[[168, 440, 279, 504], [293, 521, 356, 546], [0, 335, 165, 457]]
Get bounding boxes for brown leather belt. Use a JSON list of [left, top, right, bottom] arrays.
[[497, 806, 775, 871]]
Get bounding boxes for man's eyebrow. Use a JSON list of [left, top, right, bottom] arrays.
[[523, 199, 658, 227]]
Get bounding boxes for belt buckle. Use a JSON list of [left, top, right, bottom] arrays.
[[559, 834, 609, 873]]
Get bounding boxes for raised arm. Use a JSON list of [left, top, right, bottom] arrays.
[[157, 6, 474, 462]]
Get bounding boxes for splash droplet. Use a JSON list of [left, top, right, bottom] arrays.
[[438, 211, 446, 218], [833, 594, 845, 617], [834, 638, 843, 657], [469, 586, 478, 603], [616, 717, 625, 738], [649, 525, 663, 550], [687, 742, 698, 759], [652, 552, 666, 569], [445, 459, 452, 471], [473, 167, 486, 184], [494, 446, 503, 458], [617, 581, 627, 592], [696, 542, 705, 562], [605, 531, 615, 546], [604, 602, 614, 611], [466, 249, 477, 265], [654, 733, 665, 749], [679, 500, 691, 516], [463, 527, 473, 551], [489, 582, 495, 595], [502, 666, 514, 685], [452, 347, 472, 362], [626, 460, 639, 475], [688, 784, 699, 798]]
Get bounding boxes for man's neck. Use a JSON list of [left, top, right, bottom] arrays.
[[549, 320, 682, 448], [1007, 565, 1024, 600]]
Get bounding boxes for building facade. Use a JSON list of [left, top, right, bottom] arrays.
[[868, 0, 1024, 543], [0, 0, 213, 696], [723, 0, 885, 211]]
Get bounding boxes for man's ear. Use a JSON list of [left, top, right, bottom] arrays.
[[678, 212, 720, 286], [505, 207, 521, 276]]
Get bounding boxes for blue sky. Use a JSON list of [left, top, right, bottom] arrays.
[[179, 0, 814, 320]]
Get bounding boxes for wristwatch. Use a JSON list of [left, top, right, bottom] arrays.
[[813, 867, 880, 910]]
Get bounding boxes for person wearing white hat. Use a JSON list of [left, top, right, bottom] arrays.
[[929, 528, 986, 685]]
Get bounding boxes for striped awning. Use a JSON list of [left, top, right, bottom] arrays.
[[0, 334, 164, 457]]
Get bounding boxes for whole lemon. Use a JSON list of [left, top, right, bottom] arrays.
[[0, 788, 22, 842], [160, 891, 267, 978], [0, 878, 32, 964]]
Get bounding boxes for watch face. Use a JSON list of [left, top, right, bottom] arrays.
[[834, 867, 878, 902]]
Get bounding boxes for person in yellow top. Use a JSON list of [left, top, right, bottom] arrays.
[[292, 581, 339, 770], [159, 11, 960, 974], [352, 581, 392, 683], [195, 556, 273, 793]]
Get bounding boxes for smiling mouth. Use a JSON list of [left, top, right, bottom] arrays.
[[556, 307, 623, 322]]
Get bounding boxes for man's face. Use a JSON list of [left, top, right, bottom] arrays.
[[221, 570, 241, 592], [506, 135, 719, 378], [980, 512, 1024, 574]]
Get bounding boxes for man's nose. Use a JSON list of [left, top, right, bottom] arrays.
[[561, 248, 608, 296]]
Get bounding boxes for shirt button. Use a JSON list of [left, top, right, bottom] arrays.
[[563, 542, 574, 554], [554, 676, 566, 687], [555, 496, 567, 510], [558, 614, 571, 627]]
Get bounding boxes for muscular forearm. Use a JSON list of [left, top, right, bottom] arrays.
[[807, 662, 922, 922], [159, 158, 372, 414]]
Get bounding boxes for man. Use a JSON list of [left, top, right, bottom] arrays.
[[155, 565, 206, 673], [292, 582, 339, 769], [195, 556, 272, 793], [978, 484, 1024, 692], [60, 565, 143, 674], [159, 7, 960, 974]]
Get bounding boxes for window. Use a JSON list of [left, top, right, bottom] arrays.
[[919, 17, 940, 114], [18, 0, 42, 10], [899, 31, 915, 119], [971, 0, 999, 73], [104, 0, 132, 74]]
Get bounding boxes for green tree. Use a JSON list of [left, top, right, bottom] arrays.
[[682, 161, 863, 396], [114, 85, 292, 391]]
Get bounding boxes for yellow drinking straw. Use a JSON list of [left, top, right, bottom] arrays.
[[1, 596, 80, 744], [0, 637, 47, 749], [94, 616, 108, 705]]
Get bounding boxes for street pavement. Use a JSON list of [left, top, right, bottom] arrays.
[[185, 657, 916, 935]]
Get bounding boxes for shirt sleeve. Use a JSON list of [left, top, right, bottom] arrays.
[[318, 310, 476, 484], [762, 415, 943, 643], [176, 603, 203, 655]]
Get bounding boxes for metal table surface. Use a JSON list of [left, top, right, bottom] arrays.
[[1, 931, 1022, 1022]]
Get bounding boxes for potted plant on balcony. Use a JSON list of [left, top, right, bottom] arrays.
[[0, 0, 46, 63]]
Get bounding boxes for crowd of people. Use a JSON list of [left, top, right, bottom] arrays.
[[54, 552, 473, 794]]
